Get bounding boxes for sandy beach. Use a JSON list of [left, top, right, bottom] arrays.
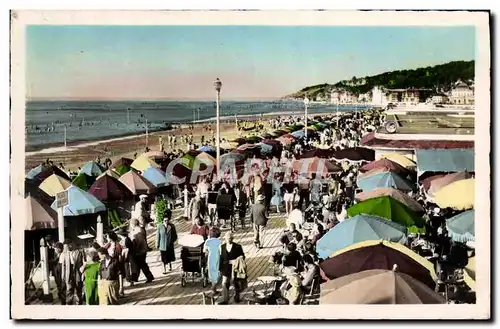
[[24, 117, 271, 172]]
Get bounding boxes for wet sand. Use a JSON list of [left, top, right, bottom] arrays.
[[24, 120, 265, 172]]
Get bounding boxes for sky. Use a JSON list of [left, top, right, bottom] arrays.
[[26, 25, 475, 101]]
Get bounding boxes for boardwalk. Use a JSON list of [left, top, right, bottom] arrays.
[[28, 209, 318, 305], [120, 211, 293, 305]]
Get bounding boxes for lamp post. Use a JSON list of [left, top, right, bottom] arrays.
[[303, 95, 310, 141], [214, 78, 222, 171]]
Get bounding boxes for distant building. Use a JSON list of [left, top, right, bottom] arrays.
[[449, 80, 474, 105], [330, 89, 357, 104], [371, 86, 389, 107], [385, 88, 433, 105], [429, 94, 449, 104]]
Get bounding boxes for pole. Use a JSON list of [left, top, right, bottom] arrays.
[[216, 90, 221, 170], [96, 215, 104, 246], [64, 125, 67, 148], [304, 99, 308, 141], [183, 185, 189, 219], [145, 118, 149, 147], [57, 207, 65, 243], [127, 108, 130, 124], [39, 238, 53, 302], [193, 108, 196, 125]]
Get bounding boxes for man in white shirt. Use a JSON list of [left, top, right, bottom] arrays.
[[287, 205, 304, 229]]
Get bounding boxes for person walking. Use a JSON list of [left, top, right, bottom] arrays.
[[97, 248, 120, 305], [80, 251, 100, 305], [156, 211, 177, 274], [270, 176, 284, 214], [60, 240, 85, 305], [129, 218, 154, 283], [203, 228, 222, 294], [218, 232, 245, 304], [250, 194, 268, 249]]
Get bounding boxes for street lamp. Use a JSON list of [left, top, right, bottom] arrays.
[[214, 78, 222, 171], [303, 95, 310, 141]]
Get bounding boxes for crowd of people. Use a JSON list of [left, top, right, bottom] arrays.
[[36, 107, 475, 305]]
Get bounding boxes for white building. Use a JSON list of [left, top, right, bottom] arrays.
[[429, 94, 449, 104], [370, 86, 389, 107], [449, 80, 474, 105]]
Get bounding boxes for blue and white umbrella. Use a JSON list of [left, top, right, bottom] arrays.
[[291, 130, 306, 139], [26, 165, 44, 180], [50, 185, 106, 216], [142, 166, 168, 187], [358, 171, 414, 192], [198, 145, 215, 153], [79, 161, 104, 177], [446, 210, 475, 243], [316, 214, 407, 259]]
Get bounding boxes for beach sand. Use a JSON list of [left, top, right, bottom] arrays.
[[24, 119, 268, 173]]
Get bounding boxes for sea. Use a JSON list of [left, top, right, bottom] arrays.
[[25, 100, 368, 151]]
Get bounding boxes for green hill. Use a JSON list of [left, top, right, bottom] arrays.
[[285, 60, 474, 100]]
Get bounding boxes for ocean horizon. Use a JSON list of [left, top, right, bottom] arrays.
[[25, 100, 369, 150]]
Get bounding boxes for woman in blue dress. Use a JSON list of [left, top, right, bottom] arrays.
[[270, 176, 284, 213], [203, 228, 222, 294]]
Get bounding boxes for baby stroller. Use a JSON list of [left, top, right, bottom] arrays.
[[179, 234, 208, 287]]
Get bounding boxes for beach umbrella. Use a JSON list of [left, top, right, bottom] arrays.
[[237, 143, 259, 151], [261, 139, 281, 147], [291, 130, 305, 139], [463, 257, 476, 291], [319, 240, 437, 289], [355, 187, 425, 213], [347, 196, 426, 233], [88, 174, 133, 202], [276, 136, 294, 147], [306, 125, 319, 131], [114, 164, 131, 176], [381, 153, 417, 169], [168, 163, 193, 183], [420, 174, 447, 191], [111, 157, 133, 168], [27, 165, 71, 183], [26, 164, 45, 180], [193, 152, 216, 173], [142, 166, 169, 187], [50, 185, 106, 216], [220, 152, 246, 168], [286, 125, 299, 132], [427, 172, 473, 198], [281, 127, 293, 133], [292, 157, 342, 176], [246, 136, 263, 144], [273, 130, 287, 137], [360, 158, 411, 175], [25, 179, 55, 206], [39, 174, 72, 197], [131, 156, 160, 172], [232, 137, 247, 146], [179, 151, 199, 170], [357, 167, 393, 180], [25, 195, 58, 230], [357, 171, 415, 192], [260, 133, 274, 139], [446, 210, 475, 242], [71, 173, 95, 191], [299, 149, 335, 159], [281, 134, 296, 141], [332, 147, 375, 162], [96, 169, 121, 181], [320, 269, 445, 304], [119, 170, 158, 195], [198, 145, 216, 153], [316, 214, 407, 259], [79, 161, 105, 177], [259, 143, 274, 155], [434, 178, 475, 210]]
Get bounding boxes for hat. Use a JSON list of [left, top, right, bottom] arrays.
[[433, 207, 441, 215], [139, 194, 148, 200], [257, 194, 266, 202], [116, 227, 129, 236]]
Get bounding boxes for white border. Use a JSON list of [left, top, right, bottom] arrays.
[[10, 10, 491, 320]]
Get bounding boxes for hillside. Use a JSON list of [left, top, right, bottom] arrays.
[[284, 60, 475, 100]]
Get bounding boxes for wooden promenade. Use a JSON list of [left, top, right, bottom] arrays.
[[27, 208, 319, 305], [121, 211, 295, 305]]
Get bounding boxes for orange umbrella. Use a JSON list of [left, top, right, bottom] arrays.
[[118, 170, 158, 195]]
